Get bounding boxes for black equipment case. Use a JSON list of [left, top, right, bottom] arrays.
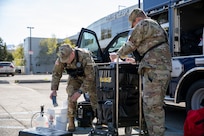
[[89, 62, 142, 135], [77, 101, 94, 127]]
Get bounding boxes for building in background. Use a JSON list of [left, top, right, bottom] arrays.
[[23, 4, 140, 74], [69, 4, 140, 49], [23, 37, 63, 74]]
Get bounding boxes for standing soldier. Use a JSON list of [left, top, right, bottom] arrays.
[[117, 8, 172, 136], [50, 44, 97, 132]]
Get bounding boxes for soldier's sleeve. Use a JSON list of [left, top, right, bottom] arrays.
[[117, 20, 147, 57], [51, 58, 64, 90], [82, 55, 95, 92]]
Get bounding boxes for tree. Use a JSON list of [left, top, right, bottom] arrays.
[[0, 37, 6, 61], [63, 38, 76, 48], [6, 52, 14, 61], [36, 36, 58, 65], [12, 44, 24, 66], [36, 36, 76, 66], [55, 38, 76, 53], [0, 37, 13, 61]]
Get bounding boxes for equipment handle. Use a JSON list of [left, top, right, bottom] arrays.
[[115, 54, 119, 132]]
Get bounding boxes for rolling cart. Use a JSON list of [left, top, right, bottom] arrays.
[[89, 56, 144, 136]]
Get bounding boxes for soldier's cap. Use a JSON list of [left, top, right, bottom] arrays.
[[58, 44, 73, 63], [129, 8, 146, 27]]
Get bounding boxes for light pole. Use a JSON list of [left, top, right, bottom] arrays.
[[27, 27, 34, 74], [138, 0, 141, 8]]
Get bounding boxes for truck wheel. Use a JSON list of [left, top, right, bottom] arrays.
[[186, 80, 204, 111]]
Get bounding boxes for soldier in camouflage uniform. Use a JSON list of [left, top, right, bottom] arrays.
[[117, 8, 172, 136], [50, 44, 97, 132]]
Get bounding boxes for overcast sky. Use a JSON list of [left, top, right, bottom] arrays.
[[0, 0, 138, 46]]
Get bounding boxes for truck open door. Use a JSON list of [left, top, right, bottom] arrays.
[[76, 28, 131, 63], [76, 28, 104, 63]]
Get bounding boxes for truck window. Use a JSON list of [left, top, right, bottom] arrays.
[[108, 36, 127, 53], [78, 31, 99, 58]]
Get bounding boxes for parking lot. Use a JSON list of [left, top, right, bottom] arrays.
[[0, 74, 185, 136]]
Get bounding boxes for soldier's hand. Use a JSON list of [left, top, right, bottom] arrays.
[[50, 90, 57, 99], [70, 92, 81, 102], [126, 57, 136, 63]]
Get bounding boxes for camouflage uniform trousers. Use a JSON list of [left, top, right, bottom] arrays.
[[66, 77, 98, 118], [142, 68, 171, 136]]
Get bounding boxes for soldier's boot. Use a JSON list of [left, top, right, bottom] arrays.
[[68, 117, 75, 132]]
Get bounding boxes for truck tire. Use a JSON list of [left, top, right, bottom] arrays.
[[186, 80, 204, 111]]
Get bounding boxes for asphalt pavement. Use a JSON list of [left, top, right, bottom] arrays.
[[0, 74, 185, 136]]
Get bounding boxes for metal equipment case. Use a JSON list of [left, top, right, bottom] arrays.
[[89, 62, 141, 135], [77, 101, 94, 127]]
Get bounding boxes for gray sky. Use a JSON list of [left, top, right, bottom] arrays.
[[0, 0, 137, 46]]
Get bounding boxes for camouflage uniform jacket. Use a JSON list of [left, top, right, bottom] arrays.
[[118, 18, 172, 73], [51, 48, 96, 92]]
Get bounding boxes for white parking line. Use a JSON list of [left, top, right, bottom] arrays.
[[0, 126, 25, 129], [0, 118, 30, 121], [0, 111, 38, 115]]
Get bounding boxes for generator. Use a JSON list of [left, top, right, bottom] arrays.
[[77, 101, 94, 127]]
